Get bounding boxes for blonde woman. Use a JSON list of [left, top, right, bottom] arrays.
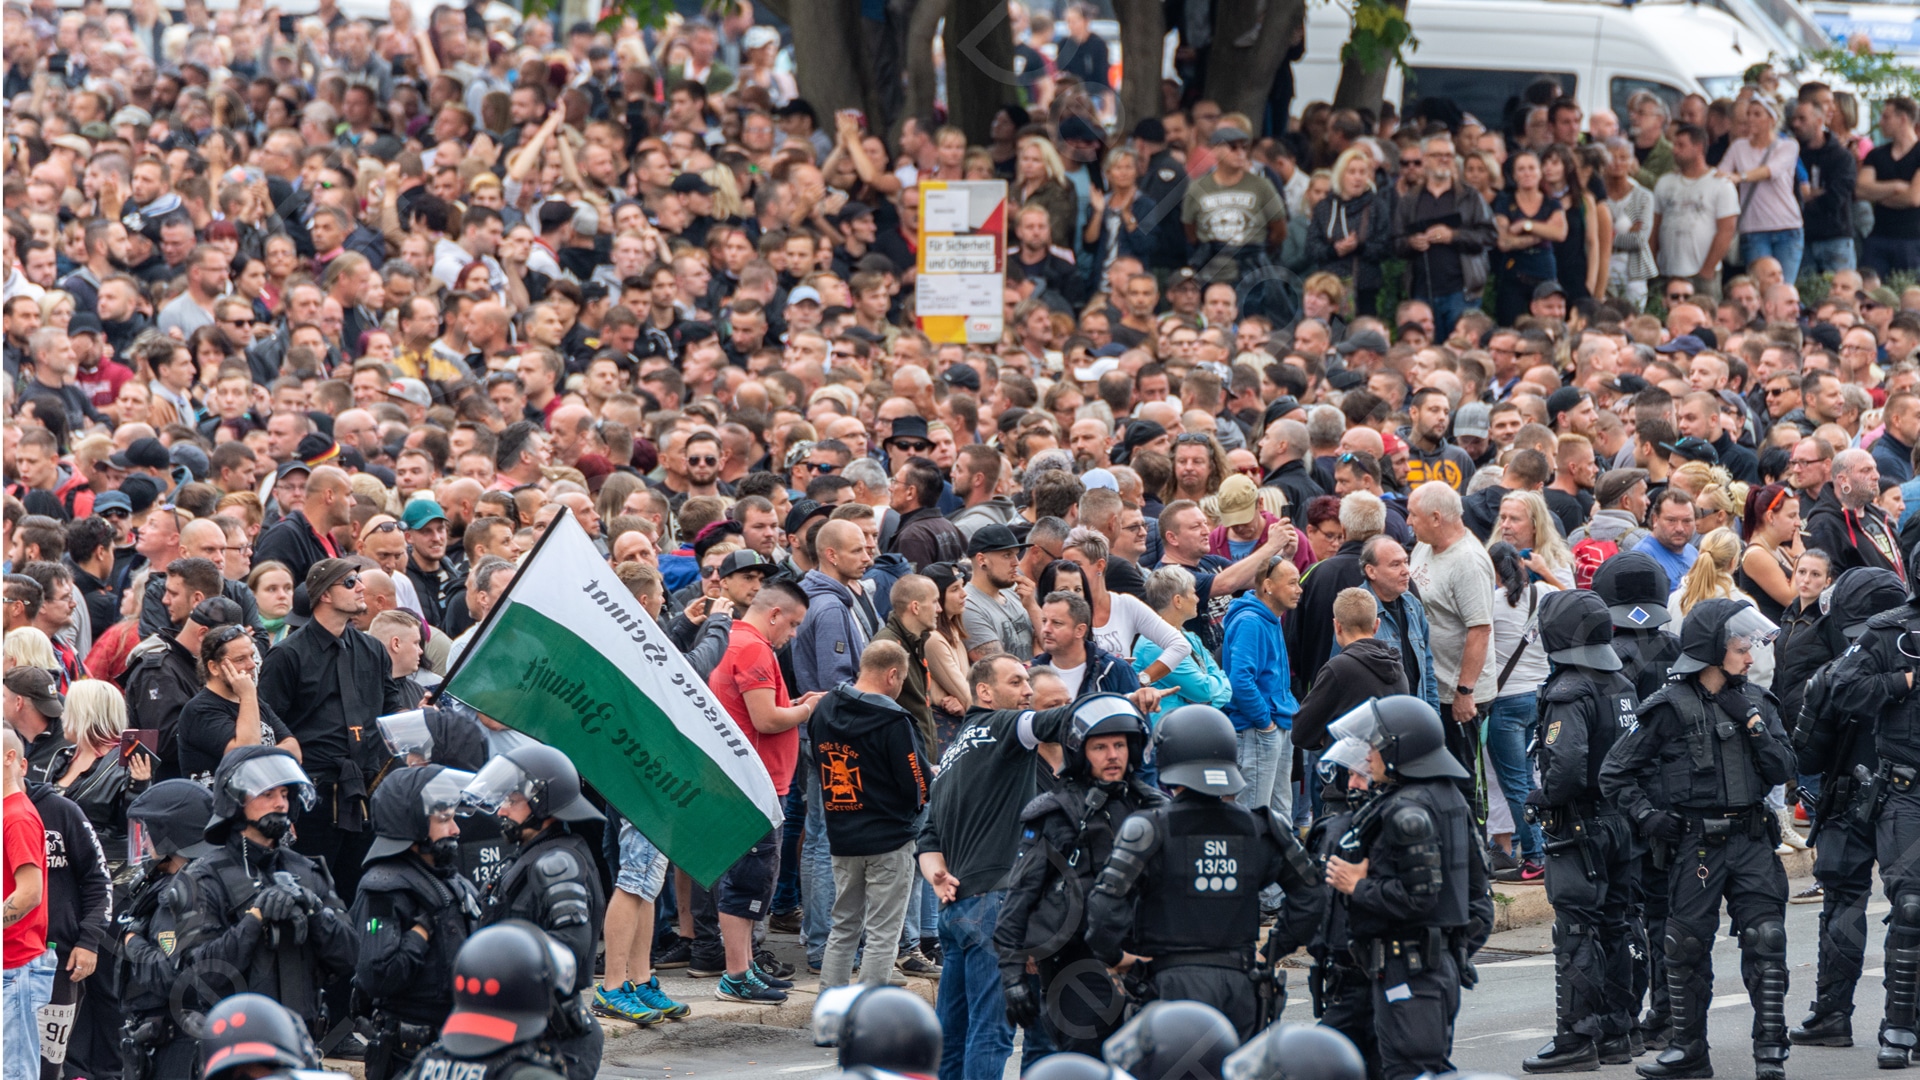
[[54, 679, 147, 858], [1011, 134, 1078, 251], [1308, 146, 1393, 316], [702, 164, 747, 221], [1670, 527, 1776, 691], [38, 289, 76, 332], [1668, 460, 1735, 503], [4, 626, 60, 677], [1493, 490, 1572, 589], [1692, 479, 1748, 540]]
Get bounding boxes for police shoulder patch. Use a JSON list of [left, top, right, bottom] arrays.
[[1545, 721, 1562, 745], [157, 930, 176, 955]]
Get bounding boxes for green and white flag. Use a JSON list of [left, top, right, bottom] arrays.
[[443, 511, 780, 885]]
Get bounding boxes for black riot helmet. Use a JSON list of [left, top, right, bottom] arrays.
[[1024, 1053, 1130, 1080], [200, 993, 320, 1080], [204, 745, 316, 844], [1061, 694, 1147, 780], [812, 985, 942, 1074], [1326, 695, 1467, 781], [1222, 1024, 1367, 1080], [441, 921, 575, 1057], [128, 779, 218, 863], [1826, 567, 1907, 641], [461, 743, 604, 823], [1104, 1000, 1240, 1080], [1670, 598, 1779, 676], [364, 765, 475, 864], [1539, 589, 1622, 671], [1152, 704, 1245, 796], [1590, 550, 1672, 631], [379, 707, 490, 771]]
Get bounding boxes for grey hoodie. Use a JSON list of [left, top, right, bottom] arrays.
[[794, 569, 869, 694]]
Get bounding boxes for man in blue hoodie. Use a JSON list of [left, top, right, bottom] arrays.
[[1223, 555, 1303, 823], [794, 519, 876, 971]]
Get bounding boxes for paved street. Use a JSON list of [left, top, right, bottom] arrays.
[[599, 874, 1896, 1080]]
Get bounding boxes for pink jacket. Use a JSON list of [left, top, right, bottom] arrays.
[[1208, 510, 1316, 573]]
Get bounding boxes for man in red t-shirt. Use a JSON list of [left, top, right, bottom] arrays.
[[3, 728, 52, 1080], [706, 580, 822, 1004]]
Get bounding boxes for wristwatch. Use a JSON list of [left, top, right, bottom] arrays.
[[1455, 684, 1474, 698]]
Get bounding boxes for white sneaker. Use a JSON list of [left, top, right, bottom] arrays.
[[1777, 806, 1809, 851]]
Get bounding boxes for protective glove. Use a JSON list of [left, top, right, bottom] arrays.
[[255, 885, 303, 924], [1002, 978, 1039, 1030], [1523, 788, 1550, 809], [1637, 809, 1684, 844]]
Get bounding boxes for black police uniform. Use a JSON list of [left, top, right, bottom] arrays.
[[398, 921, 574, 1080], [1599, 599, 1797, 1080], [1083, 706, 1321, 1039], [994, 696, 1166, 1054], [1593, 552, 1683, 1050], [166, 748, 356, 1034], [115, 781, 217, 1080], [1524, 590, 1644, 1072], [1787, 568, 1907, 1049], [1297, 775, 1375, 1077], [1825, 591, 1920, 1066], [352, 766, 485, 1080]]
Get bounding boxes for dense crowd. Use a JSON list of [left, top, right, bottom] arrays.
[[9, 0, 1920, 1077]]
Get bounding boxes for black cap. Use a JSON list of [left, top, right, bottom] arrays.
[[119, 474, 163, 513], [1532, 280, 1568, 301], [671, 172, 715, 195], [109, 437, 171, 471], [834, 200, 874, 223], [785, 498, 831, 537], [1660, 436, 1720, 466], [1132, 117, 1167, 143], [966, 523, 1028, 556], [189, 596, 245, 627], [67, 312, 103, 337], [940, 363, 980, 391], [1059, 115, 1103, 143], [718, 549, 772, 579], [885, 416, 930, 445], [296, 433, 341, 466], [1590, 550, 1671, 629], [1545, 386, 1587, 427]]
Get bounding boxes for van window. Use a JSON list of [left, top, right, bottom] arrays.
[[1403, 68, 1576, 136], [1611, 78, 1686, 120]]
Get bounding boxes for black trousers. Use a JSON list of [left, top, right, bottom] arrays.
[[1152, 963, 1258, 1040], [1634, 846, 1670, 1032], [1035, 943, 1127, 1054], [1544, 814, 1640, 1040], [289, 779, 372, 901], [1367, 950, 1461, 1080], [1811, 809, 1878, 1015], [1663, 831, 1788, 1052], [1319, 961, 1381, 1080]]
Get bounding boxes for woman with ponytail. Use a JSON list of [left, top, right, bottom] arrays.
[[1670, 526, 1778, 691]]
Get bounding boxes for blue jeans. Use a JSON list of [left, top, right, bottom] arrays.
[[802, 770, 835, 968], [1427, 290, 1467, 343], [4, 948, 56, 1080], [1804, 237, 1856, 274], [773, 781, 806, 915], [1235, 725, 1282, 816], [1740, 227, 1804, 285], [1864, 235, 1920, 277], [935, 890, 1014, 1080], [1486, 693, 1543, 862]]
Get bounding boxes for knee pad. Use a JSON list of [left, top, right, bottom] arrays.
[[1895, 891, 1920, 934], [1664, 930, 1706, 967], [1740, 919, 1788, 961]]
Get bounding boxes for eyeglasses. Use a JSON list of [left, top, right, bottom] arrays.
[[1788, 458, 1821, 468], [221, 316, 254, 326], [1666, 292, 1692, 303], [687, 455, 718, 466], [1120, 520, 1148, 533]]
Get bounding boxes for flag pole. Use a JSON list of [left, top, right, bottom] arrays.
[[433, 506, 573, 696]]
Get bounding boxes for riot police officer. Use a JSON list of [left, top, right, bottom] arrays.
[[1593, 549, 1684, 1052], [1082, 705, 1321, 1038], [380, 706, 506, 890], [1600, 599, 1796, 1080], [996, 694, 1165, 1054], [1321, 695, 1493, 1080], [398, 921, 578, 1080], [116, 780, 218, 1080], [1788, 567, 1907, 1051], [1291, 749, 1372, 1074], [811, 983, 942, 1079], [353, 765, 485, 1080], [1825, 580, 1920, 1067], [1101, 1000, 1240, 1080], [166, 746, 356, 1035], [1523, 590, 1643, 1073], [200, 992, 342, 1080], [1221, 1022, 1369, 1080], [461, 745, 606, 1080]]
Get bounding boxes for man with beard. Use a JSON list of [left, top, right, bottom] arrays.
[[56, 218, 130, 314], [1392, 133, 1497, 342], [950, 444, 1019, 539], [1403, 387, 1477, 492]]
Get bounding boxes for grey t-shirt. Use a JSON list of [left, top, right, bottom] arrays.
[[1410, 536, 1498, 705], [963, 581, 1033, 659]]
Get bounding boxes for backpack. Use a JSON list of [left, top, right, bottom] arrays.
[[1571, 537, 1618, 590]]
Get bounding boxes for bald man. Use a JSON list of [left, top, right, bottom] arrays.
[[139, 517, 269, 637], [255, 465, 355, 584]]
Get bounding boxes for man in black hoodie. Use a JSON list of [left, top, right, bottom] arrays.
[[1293, 588, 1411, 752], [809, 639, 928, 988], [1805, 449, 1905, 579]]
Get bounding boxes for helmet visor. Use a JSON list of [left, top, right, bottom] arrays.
[[543, 935, 577, 997], [1222, 1037, 1274, 1080], [811, 984, 865, 1047], [1326, 700, 1384, 749], [1724, 604, 1780, 651], [1070, 694, 1141, 746], [1318, 736, 1373, 777], [421, 769, 476, 821], [461, 756, 534, 814], [225, 754, 316, 809], [1102, 1003, 1162, 1074], [378, 710, 434, 760], [128, 818, 158, 868]]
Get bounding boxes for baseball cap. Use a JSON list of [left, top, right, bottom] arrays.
[[1210, 125, 1251, 146], [671, 173, 715, 195], [109, 437, 172, 471], [401, 499, 448, 530], [1217, 474, 1259, 527], [1654, 335, 1706, 357], [940, 364, 981, 391], [1532, 280, 1568, 301], [1166, 267, 1200, 291], [1863, 286, 1901, 310], [170, 443, 210, 482], [1453, 402, 1491, 440], [92, 490, 132, 517], [189, 596, 245, 628], [966, 523, 1029, 556], [785, 498, 831, 537], [1081, 468, 1119, 492], [1335, 329, 1390, 356], [1132, 118, 1167, 143], [1660, 436, 1720, 465], [386, 378, 432, 409], [67, 312, 103, 337], [119, 475, 162, 514], [3, 668, 62, 718], [112, 106, 153, 128], [787, 285, 823, 306], [718, 550, 771, 579], [1060, 115, 1104, 144], [1073, 357, 1120, 382], [742, 25, 780, 50], [1545, 387, 1588, 428]]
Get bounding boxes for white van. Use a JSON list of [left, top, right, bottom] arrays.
[[1293, 0, 1755, 129]]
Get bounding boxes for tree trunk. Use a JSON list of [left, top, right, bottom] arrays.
[[1332, 0, 1407, 115], [1202, 0, 1302, 124], [903, 0, 948, 129], [1111, 0, 1165, 134], [943, 0, 1018, 146], [777, 0, 869, 119]]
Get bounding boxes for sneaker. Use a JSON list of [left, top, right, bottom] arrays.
[[1789, 883, 1826, 905], [593, 983, 664, 1025], [1794, 801, 1809, 823], [654, 937, 692, 969], [753, 949, 796, 980], [1517, 860, 1546, 883], [897, 948, 943, 977], [768, 909, 804, 935], [716, 970, 788, 1004], [1489, 846, 1520, 874], [750, 959, 795, 989], [687, 960, 727, 979], [629, 976, 692, 1020], [1777, 806, 1810, 850], [919, 941, 943, 967]]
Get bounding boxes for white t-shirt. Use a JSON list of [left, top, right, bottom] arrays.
[[1054, 660, 1088, 697], [1488, 582, 1551, 699], [1094, 592, 1191, 671], [1410, 537, 1499, 705], [1654, 169, 1741, 278]]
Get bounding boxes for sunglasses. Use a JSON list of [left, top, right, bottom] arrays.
[[1237, 465, 1263, 476], [1174, 433, 1214, 445], [334, 575, 362, 591], [1666, 292, 1692, 302], [803, 461, 837, 473], [1765, 386, 1794, 396], [687, 455, 718, 466], [890, 440, 932, 453], [99, 508, 129, 520], [701, 564, 723, 578], [221, 316, 255, 326], [362, 520, 403, 539]]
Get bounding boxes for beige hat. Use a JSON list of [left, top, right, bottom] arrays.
[[1217, 474, 1259, 528]]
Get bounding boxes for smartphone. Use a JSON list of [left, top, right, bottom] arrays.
[[120, 729, 159, 762]]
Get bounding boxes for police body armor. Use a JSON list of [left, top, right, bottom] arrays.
[[1862, 606, 1920, 771], [115, 864, 199, 1080], [1002, 777, 1162, 963], [1127, 797, 1280, 962], [1534, 667, 1641, 814], [1343, 778, 1475, 966], [399, 1040, 570, 1080], [483, 829, 604, 964], [1613, 629, 1683, 705], [1636, 681, 1777, 815], [355, 855, 485, 1080]]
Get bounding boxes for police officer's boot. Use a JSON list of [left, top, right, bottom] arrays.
[[1636, 935, 1711, 1080], [1882, 941, 1920, 1069], [1788, 987, 1855, 1047], [1745, 919, 1791, 1080], [1527, 924, 1601, 1073]]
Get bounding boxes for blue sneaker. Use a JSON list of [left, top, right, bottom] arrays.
[[593, 982, 664, 1024], [630, 976, 692, 1019], [751, 959, 795, 989], [716, 970, 787, 1003]]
